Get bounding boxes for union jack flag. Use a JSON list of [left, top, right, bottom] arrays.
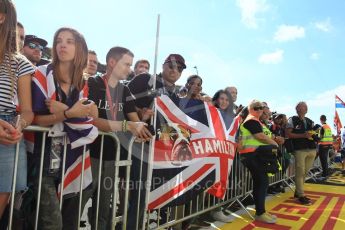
[[148, 95, 240, 210], [32, 64, 98, 196]]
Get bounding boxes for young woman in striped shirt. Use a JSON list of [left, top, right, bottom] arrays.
[[0, 0, 34, 218]]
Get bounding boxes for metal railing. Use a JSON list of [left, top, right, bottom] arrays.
[[6, 126, 337, 230]]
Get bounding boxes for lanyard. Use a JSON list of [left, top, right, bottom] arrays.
[[54, 77, 73, 104], [102, 76, 118, 120]]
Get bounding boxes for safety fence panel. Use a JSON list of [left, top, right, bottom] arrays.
[[6, 125, 131, 230], [136, 143, 297, 230], [5, 125, 333, 230]]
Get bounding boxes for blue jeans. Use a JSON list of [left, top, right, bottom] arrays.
[[0, 114, 27, 192]]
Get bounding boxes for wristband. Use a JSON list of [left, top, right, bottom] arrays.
[[122, 120, 128, 132]]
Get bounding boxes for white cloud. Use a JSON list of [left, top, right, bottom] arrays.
[[274, 25, 305, 42], [306, 85, 345, 109], [258, 49, 284, 64], [236, 0, 269, 29], [314, 18, 332, 32], [274, 85, 345, 133], [310, 52, 320, 60]]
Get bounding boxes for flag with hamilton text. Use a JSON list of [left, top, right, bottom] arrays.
[[148, 95, 240, 210]]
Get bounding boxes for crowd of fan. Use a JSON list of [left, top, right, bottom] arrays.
[[1, 1, 344, 229]]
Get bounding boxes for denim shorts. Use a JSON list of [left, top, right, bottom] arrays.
[[0, 113, 27, 192]]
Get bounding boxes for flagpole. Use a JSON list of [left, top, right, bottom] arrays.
[[152, 14, 160, 91], [143, 14, 160, 228]]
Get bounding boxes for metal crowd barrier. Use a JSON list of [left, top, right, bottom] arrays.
[[7, 126, 334, 230], [6, 125, 132, 230], [135, 144, 297, 230]]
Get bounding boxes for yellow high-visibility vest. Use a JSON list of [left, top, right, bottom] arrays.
[[239, 115, 271, 154], [319, 123, 333, 145]]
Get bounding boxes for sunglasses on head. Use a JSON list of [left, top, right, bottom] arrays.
[[167, 62, 184, 73], [253, 106, 264, 111], [27, 42, 44, 51]]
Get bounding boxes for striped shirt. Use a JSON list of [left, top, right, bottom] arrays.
[[0, 53, 34, 112]]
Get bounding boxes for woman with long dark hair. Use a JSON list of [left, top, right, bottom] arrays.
[[212, 89, 234, 129], [31, 27, 98, 228], [0, 0, 34, 219]]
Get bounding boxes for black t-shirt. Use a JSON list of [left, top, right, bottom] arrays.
[[127, 73, 179, 109], [88, 76, 136, 160], [243, 119, 263, 135], [288, 116, 316, 150], [243, 119, 275, 154]]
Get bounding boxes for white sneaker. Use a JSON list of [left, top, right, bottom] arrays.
[[211, 210, 235, 223], [255, 213, 277, 224]]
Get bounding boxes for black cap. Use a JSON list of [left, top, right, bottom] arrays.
[[273, 113, 284, 120], [163, 54, 186, 69], [24, 35, 48, 47]]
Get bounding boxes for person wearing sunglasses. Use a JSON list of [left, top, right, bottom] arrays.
[[128, 53, 187, 122], [22, 34, 47, 66], [126, 54, 186, 229], [239, 100, 279, 224]]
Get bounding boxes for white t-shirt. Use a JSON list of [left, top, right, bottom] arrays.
[[0, 53, 34, 111]]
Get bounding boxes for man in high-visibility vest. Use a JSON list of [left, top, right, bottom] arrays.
[[318, 115, 333, 178]]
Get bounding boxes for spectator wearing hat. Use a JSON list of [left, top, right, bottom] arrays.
[[22, 34, 47, 66], [128, 53, 187, 121], [127, 53, 186, 229]]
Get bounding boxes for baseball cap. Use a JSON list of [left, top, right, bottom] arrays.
[[163, 54, 186, 69], [24, 35, 48, 47], [273, 113, 284, 120]]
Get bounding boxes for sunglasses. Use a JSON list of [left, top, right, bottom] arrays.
[[167, 62, 184, 73], [27, 42, 44, 51], [253, 106, 264, 111]]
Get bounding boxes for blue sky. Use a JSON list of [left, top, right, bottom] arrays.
[[17, 0, 345, 132]]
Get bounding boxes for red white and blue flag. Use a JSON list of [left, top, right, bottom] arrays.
[[32, 64, 98, 196], [334, 95, 344, 135], [335, 95, 345, 109], [148, 95, 239, 210]]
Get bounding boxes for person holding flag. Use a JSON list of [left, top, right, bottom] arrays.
[[31, 27, 98, 229]]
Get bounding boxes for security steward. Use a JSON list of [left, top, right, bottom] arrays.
[[318, 115, 333, 178], [239, 100, 279, 224]]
